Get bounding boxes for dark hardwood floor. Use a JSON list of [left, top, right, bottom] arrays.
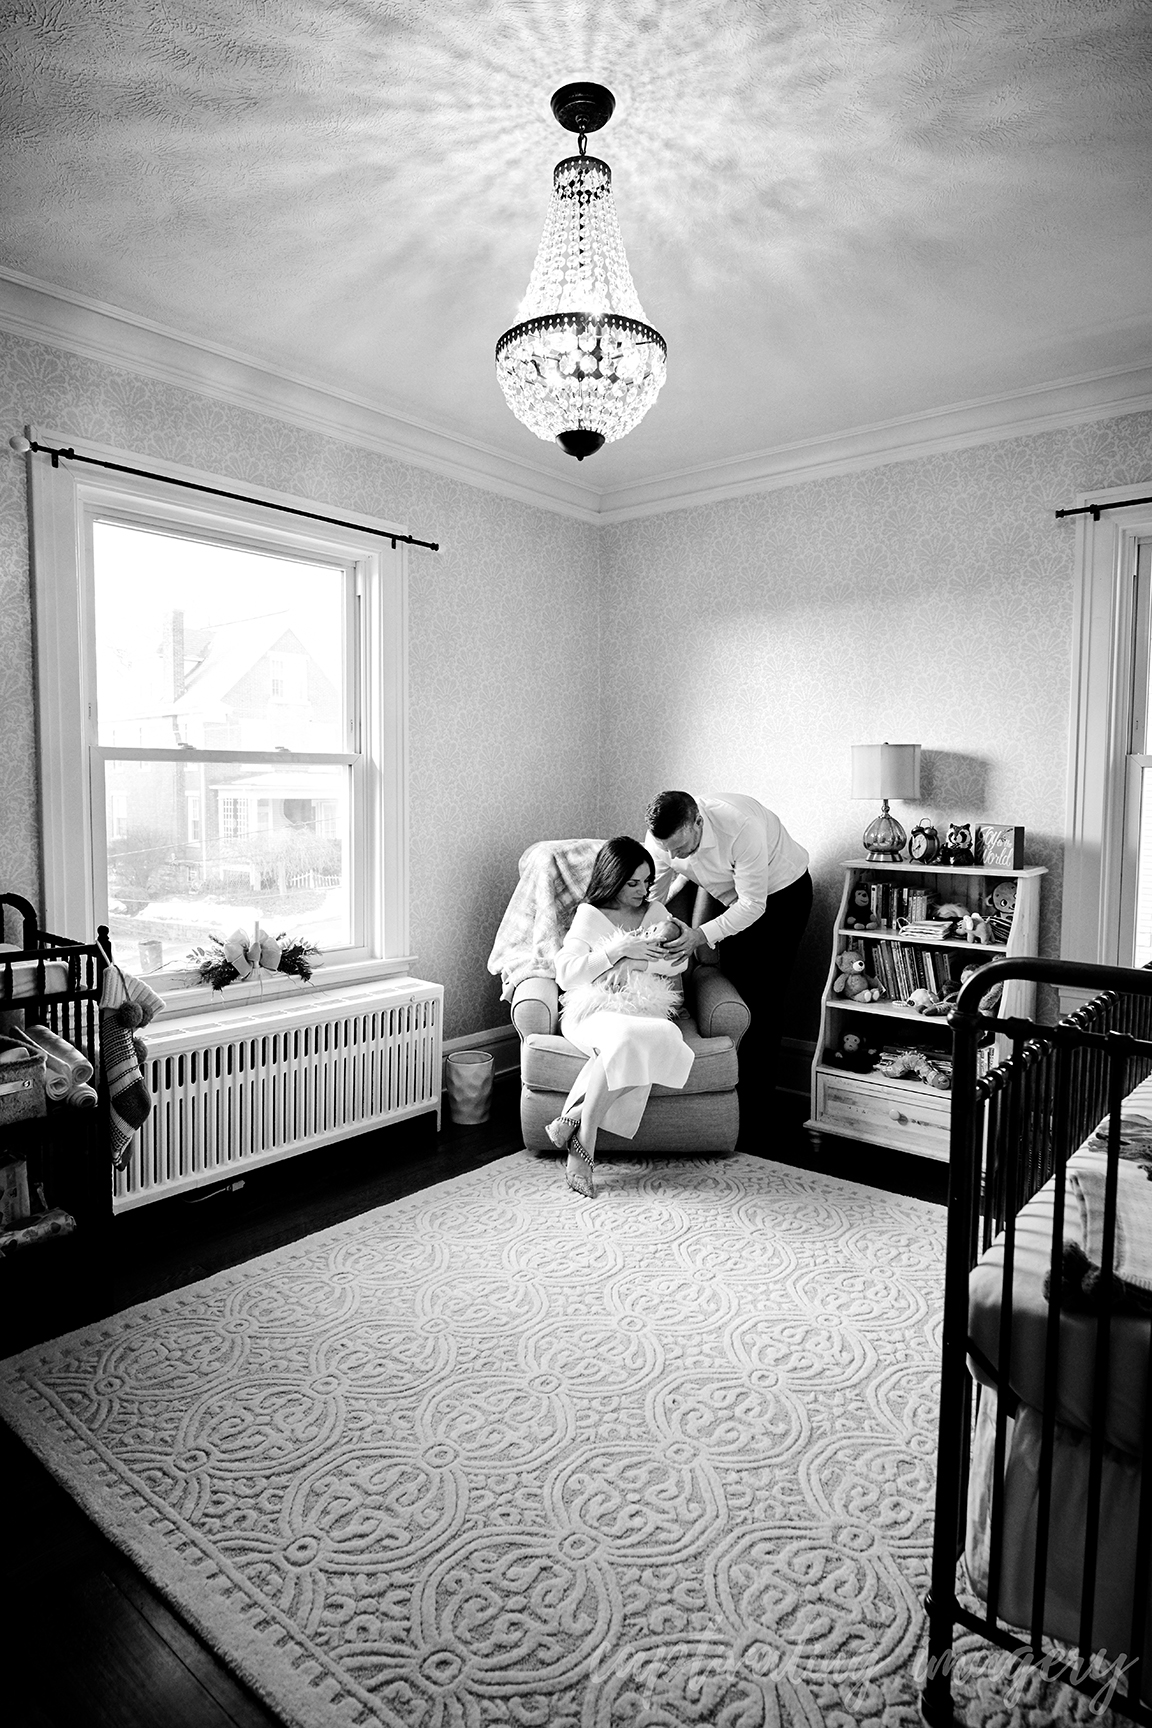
[[1, 1081, 946, 1728]]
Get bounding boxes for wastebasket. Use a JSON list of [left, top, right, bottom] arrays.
[[445, 1049, 494, 1124]]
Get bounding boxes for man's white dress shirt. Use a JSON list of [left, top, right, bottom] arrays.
[[646, 793, 809, 947]]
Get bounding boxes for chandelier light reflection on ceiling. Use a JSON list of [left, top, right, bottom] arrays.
[[495, 82, 666, 461]]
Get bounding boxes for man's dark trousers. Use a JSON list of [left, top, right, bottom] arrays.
[[712, 870, 813, 1125]]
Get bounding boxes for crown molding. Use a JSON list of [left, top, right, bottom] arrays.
[[3, 269, 1150, 528], [595, 363, 1152, 523], [0, 270, 602, 524]]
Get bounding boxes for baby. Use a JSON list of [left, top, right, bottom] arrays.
[[636, 918, 689, 976]]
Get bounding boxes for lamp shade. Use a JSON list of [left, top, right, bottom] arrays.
[[851, 743, 921, 801]]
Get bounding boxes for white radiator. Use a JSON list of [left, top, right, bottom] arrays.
[[113, 977, 443, 1213]]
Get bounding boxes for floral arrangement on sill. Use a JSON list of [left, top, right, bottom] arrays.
[[188, 927, 321, 992]]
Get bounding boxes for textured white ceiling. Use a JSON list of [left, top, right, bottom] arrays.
[[3, 0, 1151, 491]]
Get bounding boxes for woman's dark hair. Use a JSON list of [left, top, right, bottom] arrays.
[[583, 836, 655, 908]]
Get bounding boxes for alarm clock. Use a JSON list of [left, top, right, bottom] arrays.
[[908, 821, 940, 863]]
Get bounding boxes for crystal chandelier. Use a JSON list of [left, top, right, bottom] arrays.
[[496, 83, 666, 461]]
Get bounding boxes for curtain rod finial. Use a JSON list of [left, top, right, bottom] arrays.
[[8, 435, 31, 454]]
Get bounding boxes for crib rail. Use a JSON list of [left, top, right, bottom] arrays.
[[925, 957, 1152, 1727]]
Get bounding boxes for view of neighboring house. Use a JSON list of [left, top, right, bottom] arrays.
[[105, 609, 344, 912]]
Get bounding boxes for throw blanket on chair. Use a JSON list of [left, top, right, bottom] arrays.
[[487, 838, 603, 1002]]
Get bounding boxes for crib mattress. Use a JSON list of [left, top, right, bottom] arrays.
[[0, 945, 72, 1000], [968, 1074, 1152, 1459]]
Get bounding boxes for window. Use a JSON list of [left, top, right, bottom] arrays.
[[218, 795, 252, 841], [269, 652, 308, 704], [30, 443, 410, 1002], [1062, 484, 1152, 979]]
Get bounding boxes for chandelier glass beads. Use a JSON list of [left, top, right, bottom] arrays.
[[496, 145, 666, 460]]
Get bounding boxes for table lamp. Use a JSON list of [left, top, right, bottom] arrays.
[[851, 743, 921, 860]]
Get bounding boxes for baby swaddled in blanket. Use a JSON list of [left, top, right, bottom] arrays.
[[565, 917, 689, 1023]]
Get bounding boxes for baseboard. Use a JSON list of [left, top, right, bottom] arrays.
[[441, 1024, 521, 1083]]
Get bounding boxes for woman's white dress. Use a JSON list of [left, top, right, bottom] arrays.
[[555, 901, 695, 1138]]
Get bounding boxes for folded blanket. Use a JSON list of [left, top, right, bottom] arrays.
[[20, 1022, 94, 1085], [487, 838, 603, 1003]]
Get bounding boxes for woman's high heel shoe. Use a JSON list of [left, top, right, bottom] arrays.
[[565, 1136, 595, 1199], [546, 1113, 581, 1151]]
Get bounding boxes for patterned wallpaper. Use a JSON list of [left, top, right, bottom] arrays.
[[0, 331, 600, 1039], [3, 326, 1152, 1047], [597, 412, 1152, 1041]]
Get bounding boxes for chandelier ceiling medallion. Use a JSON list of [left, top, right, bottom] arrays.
[[495, 82, 666, 461]]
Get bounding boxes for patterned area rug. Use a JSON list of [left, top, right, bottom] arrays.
[[0, 1154, 1113, 1726]]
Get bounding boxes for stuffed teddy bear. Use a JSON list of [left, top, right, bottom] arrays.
[[939, 822, 975, 866], [832, 948, 884, 1002], [830, 1029, 880, 1071], [844, 884, 878, 930]]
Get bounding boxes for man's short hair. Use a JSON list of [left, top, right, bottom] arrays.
[[646, 790, 698, 841]]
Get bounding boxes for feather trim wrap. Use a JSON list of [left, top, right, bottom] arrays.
[[562, 969, 680, 1025]]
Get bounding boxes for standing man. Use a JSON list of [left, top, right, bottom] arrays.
[[644, 790, 812, 1124]]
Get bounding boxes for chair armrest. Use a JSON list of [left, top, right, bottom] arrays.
[[511, 976, 559, 1041], [688, 966, 750, 1049]]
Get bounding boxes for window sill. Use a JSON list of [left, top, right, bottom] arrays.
[[147, 957, 420, 1020]]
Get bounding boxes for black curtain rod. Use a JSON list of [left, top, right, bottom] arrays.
[[1055, 494, 1152, 522], [8, 436, 439, 551]]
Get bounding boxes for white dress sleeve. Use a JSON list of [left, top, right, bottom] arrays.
[[555, 905, 630, 991]]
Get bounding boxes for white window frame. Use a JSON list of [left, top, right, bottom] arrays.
[[1062, 481, 1152, 989], [28, 429, 412, 1010]]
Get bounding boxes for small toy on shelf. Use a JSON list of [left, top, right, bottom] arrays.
[[829, 1030, 880, 1072], [938, 823, 975, 867], [844, 883, 879, 930], [832, 948, 885, 1003], [956, 960, 1003, 1011], [879, 1048, 951, 1090], [912, 961, 1003, 1017], [983, 879, 1017, 944], [958, 911, 992, 944]]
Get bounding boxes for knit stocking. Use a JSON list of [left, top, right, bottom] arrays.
[[103, 1016, 151, 1169], [98, 962, 162, 1169]]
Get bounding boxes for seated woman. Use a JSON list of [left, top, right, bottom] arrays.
[[548, 836, 695, 1198]]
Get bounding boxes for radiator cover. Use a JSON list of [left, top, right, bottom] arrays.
[[113, 977, 443, 1212]]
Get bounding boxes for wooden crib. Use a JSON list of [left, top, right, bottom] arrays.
[[0, 892, 111, 1228], [925, 956, 1152, 1726]]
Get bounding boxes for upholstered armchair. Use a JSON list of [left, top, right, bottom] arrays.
[[490, 840, 749, 1153]]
